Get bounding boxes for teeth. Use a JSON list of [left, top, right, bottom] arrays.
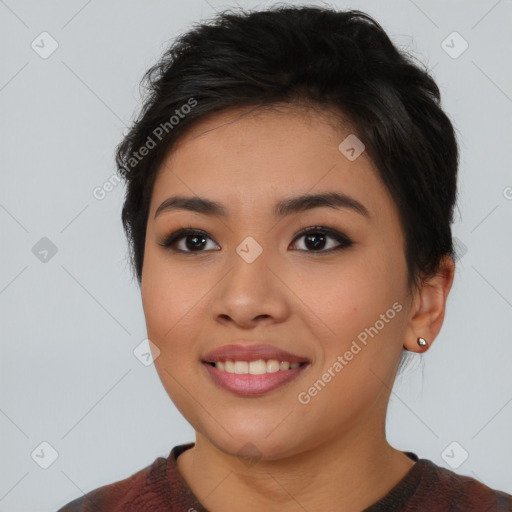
[[234, 361, 249, 374], [249, 360, 267, 375], [266, 360, 280, 373], [213, 359, 304, 374]]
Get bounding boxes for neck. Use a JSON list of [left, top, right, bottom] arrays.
[[176, 421, 414, 511]]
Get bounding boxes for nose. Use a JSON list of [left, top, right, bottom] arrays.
[[211, 246, 290, 329]]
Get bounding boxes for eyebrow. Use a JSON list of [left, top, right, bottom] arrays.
[[154, 192, 370, 220]]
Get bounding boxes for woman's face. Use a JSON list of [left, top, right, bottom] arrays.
[[141, 106, 415, 460]]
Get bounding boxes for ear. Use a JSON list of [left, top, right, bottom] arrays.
[[403, 255, 455, 352]]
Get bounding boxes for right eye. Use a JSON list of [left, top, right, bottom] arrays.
[[159, 228, 220, 253]]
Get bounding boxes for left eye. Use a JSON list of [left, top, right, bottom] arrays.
[[290, 227, 353, 252], [159, 227, 353, 253]]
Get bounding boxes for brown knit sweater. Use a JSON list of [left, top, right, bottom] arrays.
[[57, 443, 512, 511]]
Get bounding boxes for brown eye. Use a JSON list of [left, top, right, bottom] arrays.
[[290, 227, 353, 252], [159, 229, 220, 253]]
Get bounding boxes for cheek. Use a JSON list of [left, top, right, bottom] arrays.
[[295, 250, 398, 338], [141, 251, 205, 356], [292, 256, 405, 431], [141, 253, 207, 418]]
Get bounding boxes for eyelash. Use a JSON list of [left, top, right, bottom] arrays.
[[158, 226, 353, 254]]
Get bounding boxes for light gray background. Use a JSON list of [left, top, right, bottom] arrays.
[[1, 0, 511, 510]]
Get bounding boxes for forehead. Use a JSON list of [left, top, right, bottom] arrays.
[[150, 105, 394, 223], [167, 104, 354, 167]]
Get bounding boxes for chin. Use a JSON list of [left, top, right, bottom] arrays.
[[199, 421, 307, 464]]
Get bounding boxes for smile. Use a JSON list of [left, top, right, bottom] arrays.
[[208, 359, 304, 374], [201, 342, 311, 395]]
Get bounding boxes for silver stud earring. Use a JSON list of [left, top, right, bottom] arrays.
[[417, 337, 428, 348]]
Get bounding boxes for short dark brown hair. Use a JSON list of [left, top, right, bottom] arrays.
[[116, 4, 458, 307]]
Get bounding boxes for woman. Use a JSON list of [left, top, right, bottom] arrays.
[[58, 4, 511, 511]]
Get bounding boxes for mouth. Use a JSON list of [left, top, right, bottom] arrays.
[[201, 343, 311, 396], [204, 359, 307, 373]]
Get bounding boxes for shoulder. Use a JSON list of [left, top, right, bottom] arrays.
[[367, 457, 512, 511], [417, 460, 512, 511], [56, 456, 167, 512]]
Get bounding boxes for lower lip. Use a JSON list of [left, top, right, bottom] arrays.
[[203, 363, 308, 396]]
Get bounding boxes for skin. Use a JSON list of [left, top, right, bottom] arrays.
[[140, 105, 455, 512]]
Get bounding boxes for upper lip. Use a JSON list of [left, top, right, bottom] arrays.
[[202, 343, 310, 364]]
